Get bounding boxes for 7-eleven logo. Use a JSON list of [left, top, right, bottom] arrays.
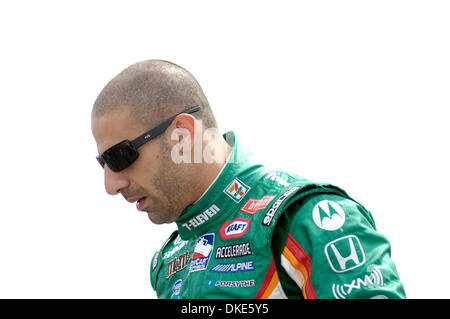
[[224, 178, 251, 203]]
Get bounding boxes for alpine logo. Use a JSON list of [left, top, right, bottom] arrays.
[[219, 218, 251, 239], [210, 260, 255, 273]]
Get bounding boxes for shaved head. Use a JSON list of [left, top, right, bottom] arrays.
[[92, 59, 217, 129], [91, 60, 231, 224]]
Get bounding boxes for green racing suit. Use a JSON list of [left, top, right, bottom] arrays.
[[150, 131, 406, 299]]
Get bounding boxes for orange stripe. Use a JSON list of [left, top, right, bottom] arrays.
[[282, 246, 310, 298], [260, 270, 279, 299], [255, 258, 277, 299], [283, 234, 317, 299]]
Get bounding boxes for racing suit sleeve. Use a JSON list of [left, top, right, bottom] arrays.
[[272, 193, 406, 299]]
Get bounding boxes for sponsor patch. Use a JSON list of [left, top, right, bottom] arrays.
[[171, 279, 183, 299], [152, 250, 159, 271], [224, 178, 251, 203], [262, 187, 300, 226], [332, 265, 384, 299], [189, 233, 215, 272], [214, 280, 255, 288], [163, 237, 188, 259], [215, 242, 253, 259], [210, 260, 255, 273], [182, 204, 220, 231], [265, 172, 291, 186], [240, 195, 275, 215], [166, 251, 190, 279], [219, 218, 251, 239], [324, 235, 366, 273], [312, 200, 346, 231]]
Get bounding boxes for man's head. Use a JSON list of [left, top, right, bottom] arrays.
[[91, 60, 227, 224], [92, 59, 217, 130]]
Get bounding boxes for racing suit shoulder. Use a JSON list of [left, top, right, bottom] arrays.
[[271, 193, 406, 299], [150, 249, 160, 292], [150, 230, 179, 296]]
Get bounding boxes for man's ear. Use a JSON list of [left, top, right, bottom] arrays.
[[173, 113, 197, 144]]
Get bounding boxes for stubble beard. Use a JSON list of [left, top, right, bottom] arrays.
[[145, 142, 190, 225]]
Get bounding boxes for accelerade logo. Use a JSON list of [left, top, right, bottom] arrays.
[[215, 242, 253, 259]]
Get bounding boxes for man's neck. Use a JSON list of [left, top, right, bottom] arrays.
[[189, 137, 232, 206]]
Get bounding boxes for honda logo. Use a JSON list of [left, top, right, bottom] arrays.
[[324, 235, 366, 273]]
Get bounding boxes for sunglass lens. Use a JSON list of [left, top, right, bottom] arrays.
[[96, 156, 106, 168], [102, 140, 139, 172]]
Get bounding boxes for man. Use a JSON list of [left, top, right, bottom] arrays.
[[91, 60, 406, 299]]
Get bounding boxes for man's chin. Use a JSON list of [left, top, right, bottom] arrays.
[[146, 211, 159, 224], [146, 211, 171, 225]]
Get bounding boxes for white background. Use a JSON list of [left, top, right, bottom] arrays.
[[0, 1, 448, 299]]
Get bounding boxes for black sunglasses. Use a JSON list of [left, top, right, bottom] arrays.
[[96, 106, 200, 172]]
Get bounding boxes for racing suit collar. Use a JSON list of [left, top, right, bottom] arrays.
[[175, 131, 259, 240]]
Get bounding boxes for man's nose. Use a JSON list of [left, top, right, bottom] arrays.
[[104, 166, 129, 195]]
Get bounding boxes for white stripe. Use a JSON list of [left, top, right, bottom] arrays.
[[266, 281, 288, 299], [280, 254, 305, 290]]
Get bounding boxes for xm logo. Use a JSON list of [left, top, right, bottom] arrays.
[[332, 265, 384, 299]]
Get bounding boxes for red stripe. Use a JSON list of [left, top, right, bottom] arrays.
[[285, 234, 317, 299], [254, 257, 276, 299]]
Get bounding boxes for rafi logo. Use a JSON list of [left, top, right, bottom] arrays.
[[324, 235, 366, 273], [332, 265, 384, 299], [224, 178, 250, 203], [240, 195, 275, 215], [189, 233, 214, 272], [312, 200, 346, 231], [219, 218, 251, 239]]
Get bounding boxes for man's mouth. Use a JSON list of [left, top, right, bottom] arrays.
[[136, 196, 147, 211], [125, 196, 148, 211]]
